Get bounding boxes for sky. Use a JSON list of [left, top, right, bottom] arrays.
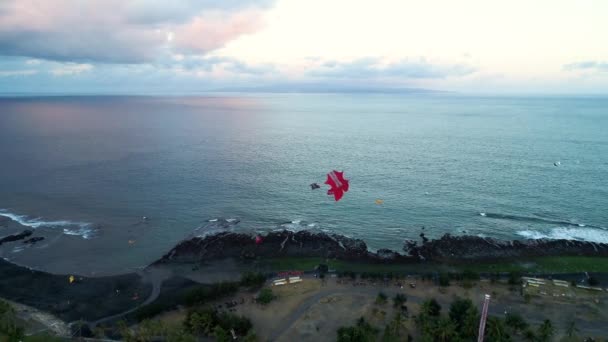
[[0, 0, 607, 94]]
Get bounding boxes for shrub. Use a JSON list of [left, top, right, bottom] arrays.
[[439, 273, 450, 287], [256, 288, 275, 305], [508, 272, 522, 285], [183, 282, 239, 306], [393, 294, 407, 307], [375, 292, 388, 305], [462, 270, 480, 281], [337, 317, 378, 342], [588, 276, 600, 286], [505, 313, 529, 333], [240, 272, 266, 288]]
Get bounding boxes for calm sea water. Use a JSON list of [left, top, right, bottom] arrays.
[[0, 94, 607, 274]]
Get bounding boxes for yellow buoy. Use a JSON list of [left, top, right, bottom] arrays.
[[375, 199, 384, 205]]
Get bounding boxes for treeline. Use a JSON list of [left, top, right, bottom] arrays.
[[337, 296, 562, 342], [133, 272, 266, 321]]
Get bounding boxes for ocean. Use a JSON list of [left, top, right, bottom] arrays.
[[0, 94, 607, 275]]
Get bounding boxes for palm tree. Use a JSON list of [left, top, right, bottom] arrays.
[[565, 320, 579, 338], [434, 317, 457, 342], [485, 316, 511, 342], [537, 319, 554, 342]]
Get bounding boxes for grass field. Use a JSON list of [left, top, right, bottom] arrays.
[[263, 256, 608, 274]]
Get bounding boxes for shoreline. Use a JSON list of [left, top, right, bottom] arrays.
[[2, 230, 608, 331]]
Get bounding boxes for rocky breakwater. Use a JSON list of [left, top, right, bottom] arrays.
[[406, 234, 608, 262], [155, 230, 608, 266], [152, 230, 395, 265]]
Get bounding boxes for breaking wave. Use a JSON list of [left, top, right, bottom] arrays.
[[479, 212, 601, 229], [278, 220, 320, 232], [0, 209, 96, 239], [516, 227, 608, 244], [191, 218, 240, 237]]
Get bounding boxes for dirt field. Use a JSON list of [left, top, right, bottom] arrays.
[[222, 275, 608, 341]]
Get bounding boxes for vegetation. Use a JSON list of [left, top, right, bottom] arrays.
[[508, 271, 522, 285], [240, 272, 266, 288], [337, 317, 379, 342], [266, 255, 608, 274], [537, 319, 554, 342], [485, 316, 511, 341], [117, 319, 197, 342], [0, 299, 24, 341], [587, 276, 600, 286], [392, 293, 407, 308], [375, 292, 388, 305], [505, 312, 529, 335], [381, 313, 409, 342], [438, 273, 450, 287], [184, 281, 240, 306], [184, 307, 253, 340], [448, 297, 479, 339], [256, 288, 275, 305]]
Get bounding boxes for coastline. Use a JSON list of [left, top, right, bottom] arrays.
[[2, 230, 608, 333]]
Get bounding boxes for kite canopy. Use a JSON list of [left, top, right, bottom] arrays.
[[325, 170, 349, 201]]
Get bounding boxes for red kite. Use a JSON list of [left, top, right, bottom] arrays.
[[255, 235, 263, 245], [325, 170, 349, 201]]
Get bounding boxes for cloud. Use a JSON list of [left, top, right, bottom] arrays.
[[308, 58, 476, 79], [563, 61, 608, 72], [0, 69, 37, 77], [0, 0, 274, 63], [50, 63, 93, 76]]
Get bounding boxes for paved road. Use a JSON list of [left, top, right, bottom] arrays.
[[88, 276, 163, 327]]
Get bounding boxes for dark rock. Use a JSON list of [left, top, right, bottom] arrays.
[[23, 237, 45, 245], [154, 230, 608, 267], [376, 249, 400, 260], [152, 230, 375, 265], [407, 234, 608, 261], [0, 230, 33, 245]]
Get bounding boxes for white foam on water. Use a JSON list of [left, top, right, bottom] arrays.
[[11, 246, 25, 253], [0, 209, 95, 239], [516, 227, 608, 244], [479, 212, 486, 217]]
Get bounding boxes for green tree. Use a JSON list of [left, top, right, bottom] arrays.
[[449, 297, 479, 339], [505, 313, 528, 334], [375, 292, 388, 305], [243, 330, 259, 342], [337, 317, 379, 342], [508, 272, 522, 285], [485, 316, 511, 342], [565, 320, 579, 338], [434, 317, 457, 342], [393, 294, 407, 308], [256, 288, 275, 305], [421, 299, 441, 317], [185, 309, 215, 335], [439, 273, 450, 287], [537, 319, 554, 342], [213, 325, 230, 342], [0, 300, 24, 342], [240, 272, 266, 288], [382, 313, 407, 341], [523, 329, 536, 342]]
